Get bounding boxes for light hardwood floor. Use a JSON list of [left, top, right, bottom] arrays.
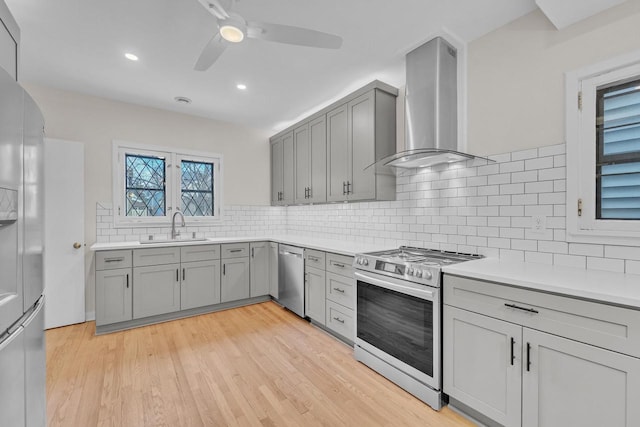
[[46, 301, 475, 426]]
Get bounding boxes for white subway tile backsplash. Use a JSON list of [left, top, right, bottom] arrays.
[[95, 142, 640, 277]]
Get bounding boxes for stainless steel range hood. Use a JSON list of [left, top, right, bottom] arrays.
[[370, 37, 491, 172]]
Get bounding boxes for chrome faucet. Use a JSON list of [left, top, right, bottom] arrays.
[[171, 211, 185, 240]]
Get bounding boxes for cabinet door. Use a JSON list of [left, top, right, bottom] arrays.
[[348, 91, 376, 201], [326, 104, 349, 202], [221, 258, 250, 303], [95, 268, 132, 326], [522, 328, 640, 427], [443, 305, 522, 427], [250, 242, 270, 297], [309, 115, 327, 203], [294, 123, 310, 204], [282, 131, 295, 205], [133, 263, 181, 319], [271, 138, 283, 205], [305, 266, 325, 325], [269, 242, 279, 298], [181, 260, 220, 310]]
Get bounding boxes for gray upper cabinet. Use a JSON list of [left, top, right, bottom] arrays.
[[0, 3, 19, 80], [271, 131, 294, 205], [294, 116, 327, 204], [271, 81, 397, 206]]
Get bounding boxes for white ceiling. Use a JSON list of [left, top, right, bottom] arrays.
[[6, 0, 538, 132]]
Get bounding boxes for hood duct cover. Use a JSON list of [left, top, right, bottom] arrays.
[[369, 37, 491, 173]]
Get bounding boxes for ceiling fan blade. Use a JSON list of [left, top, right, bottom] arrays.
[[247, 21, 342, 49], [194, 33, 228, 71], [197, 0, 230, 20]]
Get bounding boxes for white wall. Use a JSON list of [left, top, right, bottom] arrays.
[[24, 83, 272, 316], [467, 2, 640, 155]]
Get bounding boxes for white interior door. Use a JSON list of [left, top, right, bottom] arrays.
[[44, 138, 85, 329]]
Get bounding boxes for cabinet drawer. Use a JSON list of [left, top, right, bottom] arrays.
[[326, 300, 354, 342], [133, 247, 181, 267], [181, 244, 220, 263], [221, 243, 249, 259], [326, 272, 354, 309], [305, 249, 325, 269], [326, 253, 354, 277], [444, 274, 640, 358], [96, 250, 132, 271]]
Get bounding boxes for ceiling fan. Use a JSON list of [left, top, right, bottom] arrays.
[[194, 0, 343, 71]]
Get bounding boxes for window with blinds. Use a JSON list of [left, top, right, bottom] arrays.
[[596, 79, 640, 220]]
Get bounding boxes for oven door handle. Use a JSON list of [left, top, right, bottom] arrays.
[[355, 271, 436, 301]]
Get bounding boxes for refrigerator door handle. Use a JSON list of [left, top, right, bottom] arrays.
[[0, 325, 23, 352]]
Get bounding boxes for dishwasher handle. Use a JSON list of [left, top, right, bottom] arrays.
[[281, 251, 302, 258]]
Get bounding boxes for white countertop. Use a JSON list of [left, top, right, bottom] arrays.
[[90, 235, 389, 257], [443, 258, 640, 309]]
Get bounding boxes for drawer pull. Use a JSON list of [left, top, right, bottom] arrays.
[[505, 303, 539, 314], [308, 256, 319, 262], [333, 287, 345, 293], [526, 342, 532, 372], [333, 316, 345, 324], [510, 337, 515, 366], [104, 257, 124, 263], [126, 274, 129, 289], [229, 249, 242, 253], [333, 263, 345, 268]]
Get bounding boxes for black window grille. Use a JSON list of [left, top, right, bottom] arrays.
[[125, 154, 166, 217]]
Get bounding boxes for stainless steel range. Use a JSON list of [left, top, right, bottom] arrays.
[[353, 247, 481, 410]]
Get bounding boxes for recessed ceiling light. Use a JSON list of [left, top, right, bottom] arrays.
[[236, 84, 247, 90], [124, 53, 139, 61], [174, 96, 192, 104]]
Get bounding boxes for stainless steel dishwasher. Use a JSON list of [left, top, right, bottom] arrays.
[[278, 244, 305, 317]]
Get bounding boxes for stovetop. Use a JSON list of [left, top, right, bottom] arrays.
[[365, 246, 483, 266], [354, 246, 482, 287]]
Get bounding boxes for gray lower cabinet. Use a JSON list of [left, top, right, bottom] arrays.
[[181, 260, 221, 310], [443, 274, 640, 427], [221, 243, 250, 303], [95, 268, 132, 326], [304, 266, 325, 325], [133, 263, 181, 319], [324, 252, 355, 342], [269, 242, 279, 298], [250, 242, 269, 297]]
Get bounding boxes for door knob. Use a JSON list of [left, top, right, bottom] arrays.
[[73, 242, 82, 249]]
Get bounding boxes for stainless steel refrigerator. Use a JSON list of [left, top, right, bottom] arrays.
[[0, 66, 46, 426]]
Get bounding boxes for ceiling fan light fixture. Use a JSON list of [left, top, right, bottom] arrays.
[[220, 23, 244, 43]]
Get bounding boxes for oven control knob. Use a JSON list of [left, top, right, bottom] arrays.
[[363, 259, 369, 266], [423, 270, 432, 280], [407, 267, 414, 275], [415, 270, 422, 278], [356, 258, 362, 265]]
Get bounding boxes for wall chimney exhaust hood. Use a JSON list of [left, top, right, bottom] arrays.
[[369, 36, 491, 173]]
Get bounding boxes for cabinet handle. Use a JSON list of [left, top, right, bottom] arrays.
[[526, 342, 532, 372], [230, 249, 242, 253], [333, 287, 345, 293], [342, 181, 346, 195], [104, 257, 124, 263], [176, 269, 179, 282], [182, 268, 185, 281], [223, 264, 225, 275], [333, 316, 345, 324], [308, 256, 319, 262], [126, 273, 129, 288], [505, 303, 539, 314], [347, 181, 351, 194], [510, 337, 515, 366], [333, 263, 345, 268], [251, 247, 254, 258]]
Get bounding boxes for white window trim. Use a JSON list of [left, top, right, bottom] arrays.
[[112, 140, 224, 228], [566, 49, 640, 245]]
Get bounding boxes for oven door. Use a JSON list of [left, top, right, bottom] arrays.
[[354, 270, 440, 391]]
